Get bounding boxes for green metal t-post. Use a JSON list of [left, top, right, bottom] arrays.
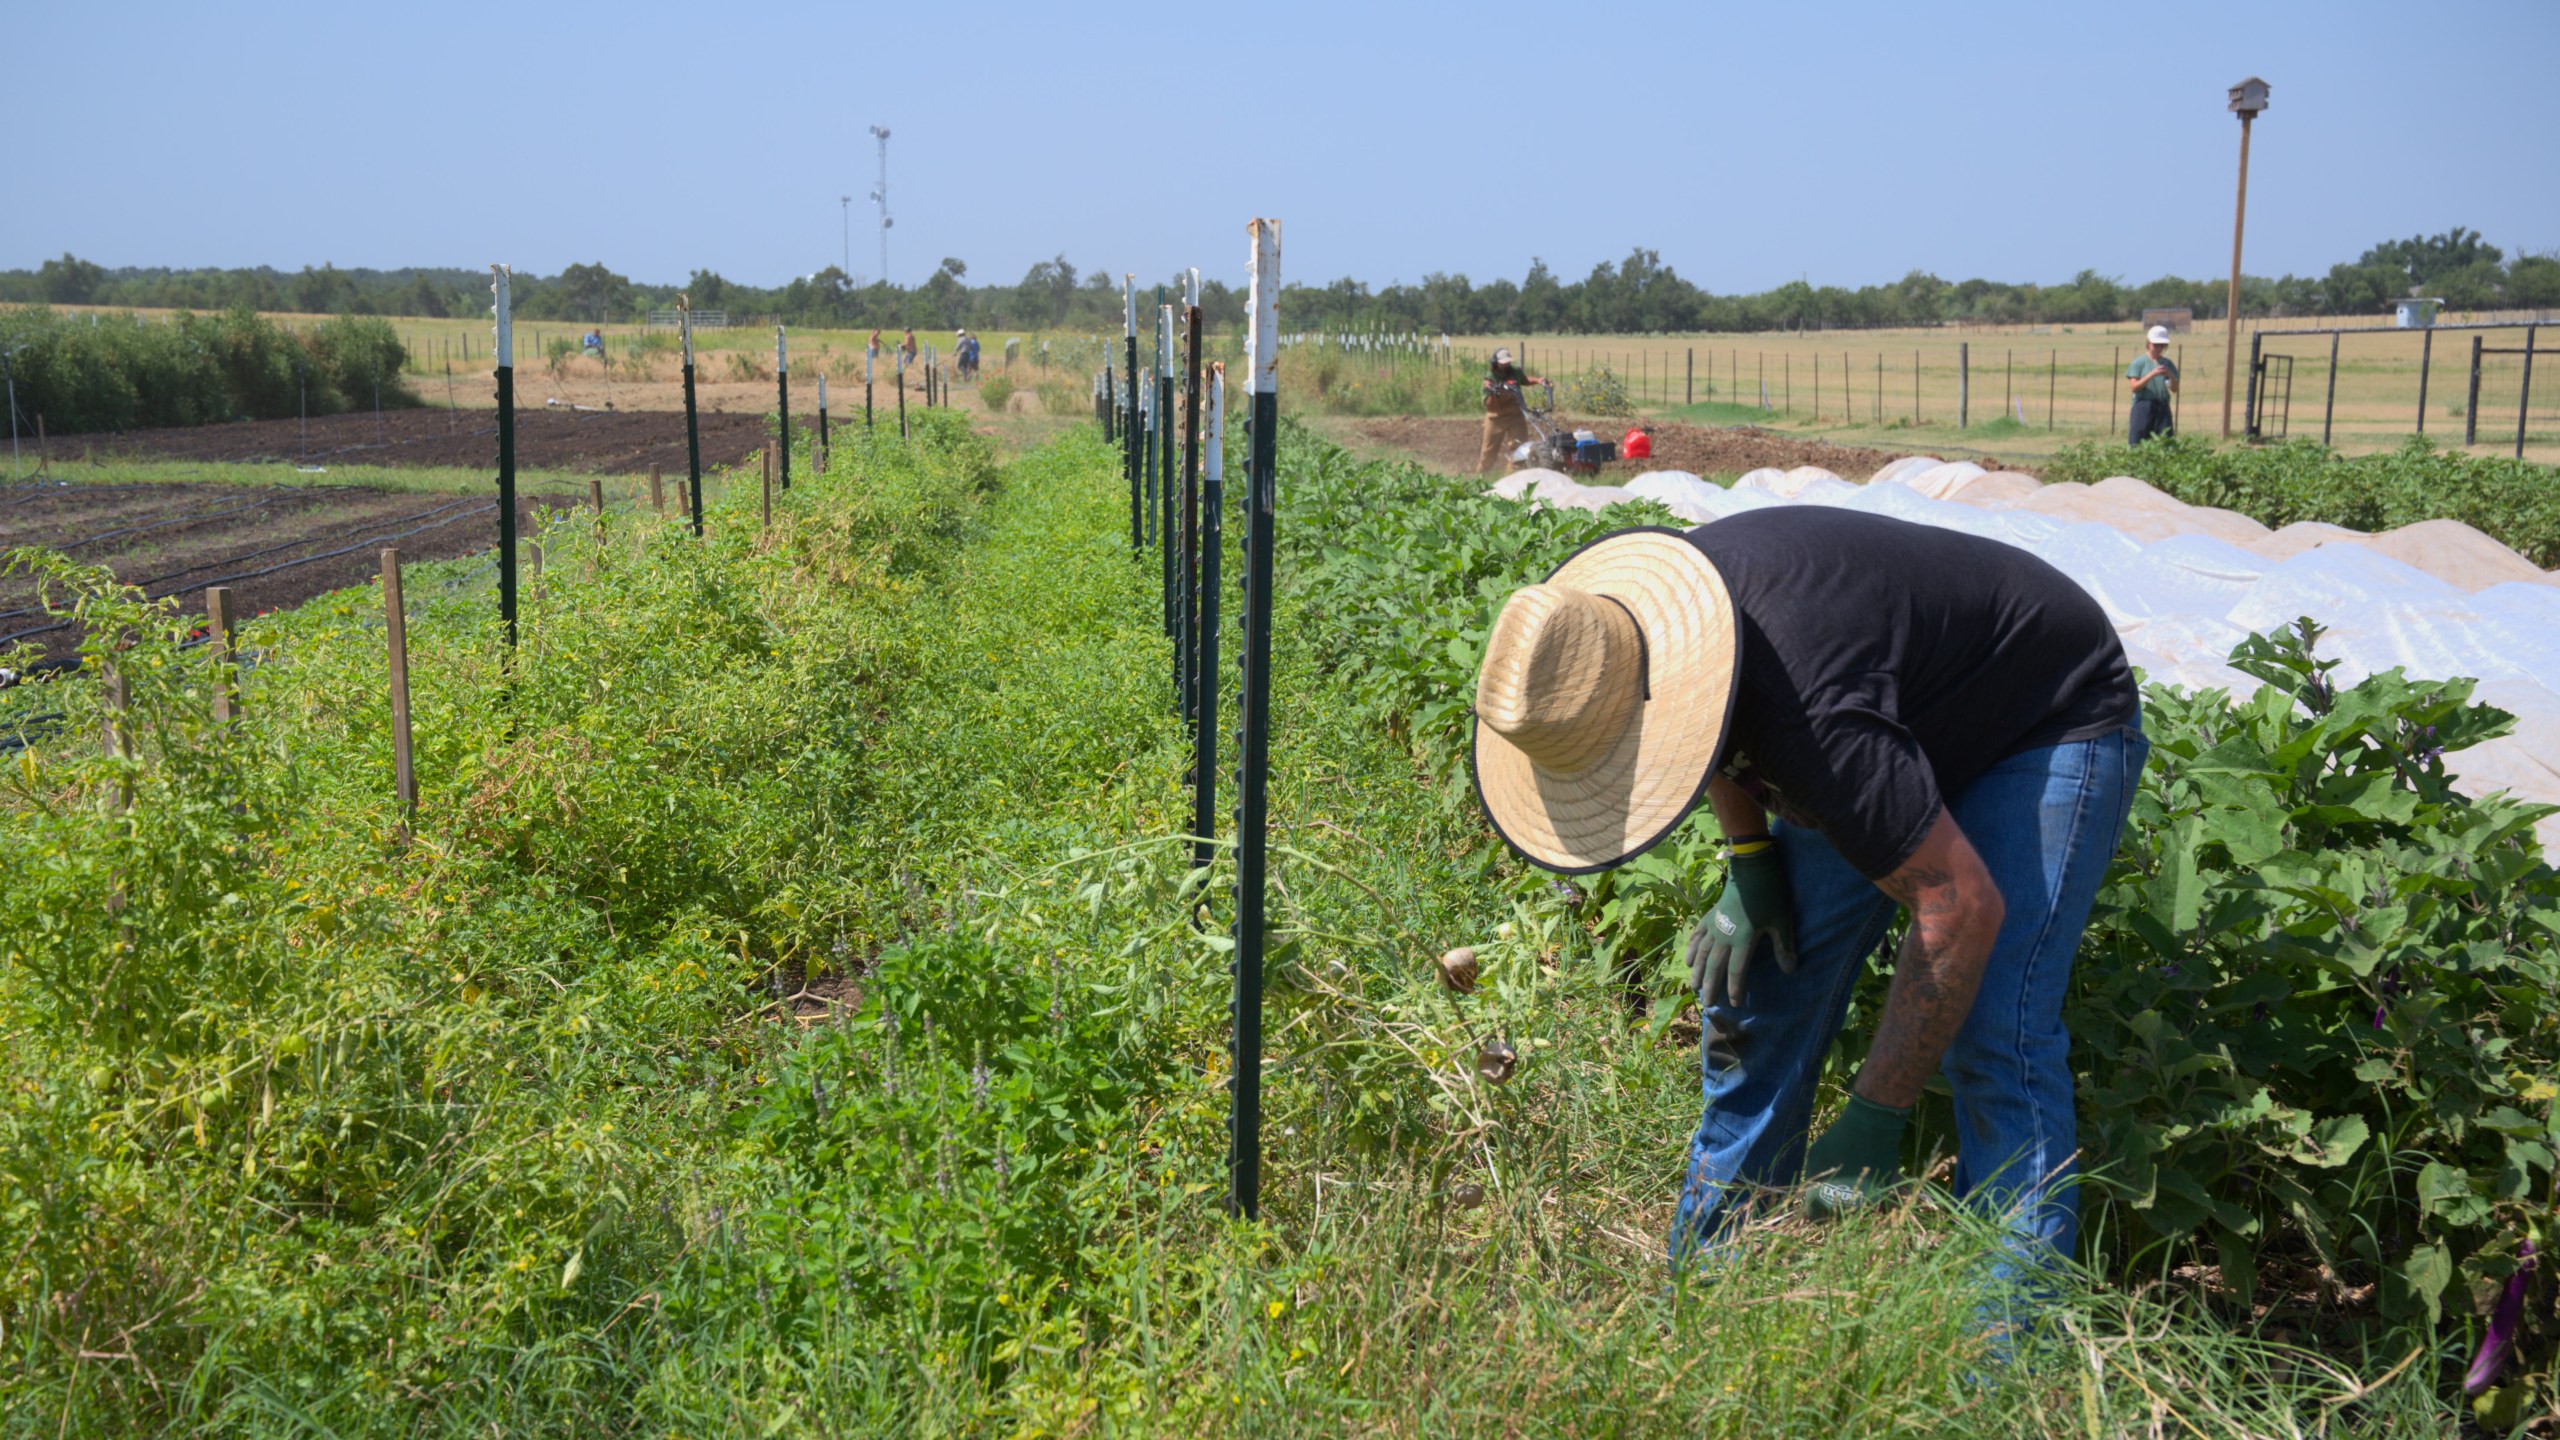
[[1180, 274, 1203, 729], [491, 265, 518, 648], [1193, 365, 1224, 875], [775, 325, 791, 491], [1158, 299, 1176, 637], [1124, 276, 1142, 555], [1230, 219, 1281, 1222]]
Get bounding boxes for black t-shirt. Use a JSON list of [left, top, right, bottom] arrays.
[[1683, 507, 2138, 880]]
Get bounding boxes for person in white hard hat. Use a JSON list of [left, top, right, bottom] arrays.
[[2125, 326, 2180, 444], [1478, 347, 1548, 475]]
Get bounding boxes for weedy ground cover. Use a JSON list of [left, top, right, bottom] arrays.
[[0, 414, 2525, 1434]]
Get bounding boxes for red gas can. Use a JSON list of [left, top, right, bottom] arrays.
[[1621, 427, 1653, 460]]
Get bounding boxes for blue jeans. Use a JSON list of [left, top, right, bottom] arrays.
[[1670, 725, 2149, 1267]]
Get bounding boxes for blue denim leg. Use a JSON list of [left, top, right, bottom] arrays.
[[1670, 819, 1896, 1259], [1937, 726, 2148, 1270]]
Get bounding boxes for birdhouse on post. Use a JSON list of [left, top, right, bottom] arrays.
[[2228, 76, 2270, 116]]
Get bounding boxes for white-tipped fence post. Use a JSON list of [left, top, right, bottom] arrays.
[[1192, 363, 1224, 875], [775, 324, 791, 491], [1231, 218, 1280, 1222], [491, 265, 518, 649], [1179, 268, 1203, 728], [681, 298, 704, 537], [1124, 276, 1142, 553], [1159, 301, 1177, 639]]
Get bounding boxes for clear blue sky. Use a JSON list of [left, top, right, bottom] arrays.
[[7, 0, 2553, 297]]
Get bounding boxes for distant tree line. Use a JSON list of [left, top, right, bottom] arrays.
[[5, 228, 2551, 336]]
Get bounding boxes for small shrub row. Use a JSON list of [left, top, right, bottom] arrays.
[[0, 305, 416, 434]]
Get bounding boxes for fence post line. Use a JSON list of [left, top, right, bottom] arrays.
[[865, 344, 876, 432], [206, 587, 238, 723], [491, 265, 518, 649], [897, 351, 909, 441], [1181, 272, 1204, 730], [2465, 336, 2483, 447], [817, 371, 830, 474], [680, 300, 704, 538], [1231, 217, 1281, 1223], [2415, 327, 2433, 436], [2517, 324, 2538, 461], [382, 549, 417, 823], [1958, 343, 1969, 428], [2321, 331, 2340, 448], [775, 325, 791, 491]]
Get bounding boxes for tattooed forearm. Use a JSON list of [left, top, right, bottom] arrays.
[[1857, 922, 1993, 1106], [1855, 813, 2004, 1108]]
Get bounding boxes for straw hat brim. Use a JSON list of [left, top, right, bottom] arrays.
[[1472, 527, 1739, 874]]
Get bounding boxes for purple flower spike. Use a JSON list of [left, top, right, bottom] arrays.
[[2464, 1238, 2536, 1396], [2372, 1004, 2389, 1031]]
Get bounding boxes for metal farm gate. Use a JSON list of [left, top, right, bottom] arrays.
[[2248, 351, 2294, 440]]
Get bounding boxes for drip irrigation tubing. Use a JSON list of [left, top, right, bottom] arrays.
[[0, 501, 495, 650], [126, 496, 484, 593], [0, 495, 487, 625], [52, 493, 286, 554]]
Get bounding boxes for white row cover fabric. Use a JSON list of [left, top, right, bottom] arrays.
[[1486, 458, 2560, 849]]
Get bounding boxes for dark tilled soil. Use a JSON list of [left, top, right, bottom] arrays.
[[49, 405, 816, 476], [1353, 415, 1991, 485], [1, 478, 582, 665]]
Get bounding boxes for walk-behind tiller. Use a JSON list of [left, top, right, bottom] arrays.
[[1506, 380, 1616, 475]]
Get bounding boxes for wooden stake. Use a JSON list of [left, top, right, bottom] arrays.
[[649, 463, 664, 512], [588, 478, 605, 514], [206, 587, 238, 723], [382, 550, 417, 822]]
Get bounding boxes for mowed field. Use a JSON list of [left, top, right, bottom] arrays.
[[1449, 316, 2560, 464]]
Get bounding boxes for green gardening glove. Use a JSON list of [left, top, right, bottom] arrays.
[[1801, 1094, 1912, 1220], [1685, 842, 1796, 1009]]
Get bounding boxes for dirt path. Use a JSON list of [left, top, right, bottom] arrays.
[[1344, 415, 1978, 484]]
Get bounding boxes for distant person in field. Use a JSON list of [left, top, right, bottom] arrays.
[[1478, 348, 1547, 476], [2126, 326, 2179, 444], [899, 329, 919, 370]]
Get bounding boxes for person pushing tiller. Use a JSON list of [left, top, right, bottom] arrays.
[[1477, 348, 1546, 475], [1468, 509, 2145, 1294]]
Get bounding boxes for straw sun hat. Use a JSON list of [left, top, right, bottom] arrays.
[[1472, 527, 1741, 873]]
